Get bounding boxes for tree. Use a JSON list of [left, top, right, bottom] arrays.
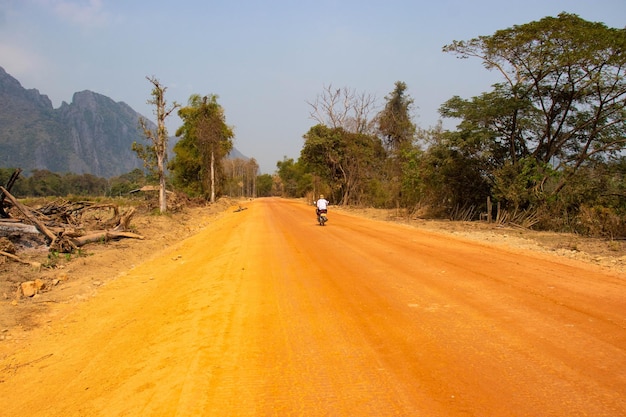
[[300, 125, 385, 205], [275, 157, 312, 198], [172, 94, 234, 202], [442, 13, 626, 199], [108, 168, 147, 197], [26, 170, 64, 196], [168, 133, 202, 197], [223, 157, 258, 197], [307, 84, 378, 134], [256, 173, 274, 197], [245, 158, 259, 197], [376, 81, 417, 153], [375, 82, 418, 209], [419, 128, 492, 215], [303, 85, 389, 205], [133, 76, 179, 213]]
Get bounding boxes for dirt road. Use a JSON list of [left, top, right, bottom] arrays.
[[1, 198, 625, 416]]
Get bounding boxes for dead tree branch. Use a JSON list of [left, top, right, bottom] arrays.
[[0, 186, 56, 242], [0, 169, 22, 218], [0, 187, 143, 253]]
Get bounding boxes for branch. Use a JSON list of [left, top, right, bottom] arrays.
[[0, 168, 21, 218], [0, 250, 41, 269], [71, 231, 144, 247], [0, 186, 56, 242]]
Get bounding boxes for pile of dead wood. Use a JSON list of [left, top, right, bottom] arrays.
[[0, 185, 144, 255]]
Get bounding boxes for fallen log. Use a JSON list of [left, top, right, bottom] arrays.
[[0, 250, 42, 269], [70, 230, 144, 247], [0, 187, 143, 253], [81, 203, 120, 228], [113, 207, 136, 232], [0, 218, 21, 223], [0, 222, 40, 235], [0, 187, 56, 243]]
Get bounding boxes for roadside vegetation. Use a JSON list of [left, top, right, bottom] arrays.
[[279, 13, 626, 239], [2, 13, 625, 239]]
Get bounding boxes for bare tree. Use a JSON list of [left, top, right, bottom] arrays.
[[135, 76, 179, 213], [222, 157, 259, 198], [307, 84, 378, 134], [246, 158, 259, 197]]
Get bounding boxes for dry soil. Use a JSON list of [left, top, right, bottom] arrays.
[[0, 197, 624, 416]]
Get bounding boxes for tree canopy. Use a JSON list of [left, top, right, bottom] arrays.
[[300, 125, 385, 205], [170, 94, 234, 201], [442, 13, 626, 198], [377, 81, 417, 153]]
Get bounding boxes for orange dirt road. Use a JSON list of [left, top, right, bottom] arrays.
[[1, 198, 625, 416]]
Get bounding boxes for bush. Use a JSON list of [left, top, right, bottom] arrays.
[[575, 206, 626, 239]]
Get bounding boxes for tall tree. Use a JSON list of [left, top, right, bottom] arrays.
[[222, 157, 258, 197], [246, 158, 259, 197], [300, 125, 385, 205], [275, 157, 311, 198], [133, 76, 179, 213], [173, 94, 234, 202], [255, 173, 274, 197], [442, 13, 626, 198], [375, 81, 418, 209], [376, 81, 417, 153]]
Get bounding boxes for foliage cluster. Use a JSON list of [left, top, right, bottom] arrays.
[[169, 94, 233, 202], [0, 168, 150, 198], [275, 13, 626, 237]]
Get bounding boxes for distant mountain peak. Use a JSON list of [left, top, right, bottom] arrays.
[[0, 67, 148, 177], [0, 67, 248, 178], [0, 65, 53, 110]]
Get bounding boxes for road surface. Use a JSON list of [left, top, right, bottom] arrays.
[[1, 198, 625, 416]]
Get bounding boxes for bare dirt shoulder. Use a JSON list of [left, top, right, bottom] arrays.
[[1, 199, 624, 343], [335, 206, 626, 275], [0, 198, 236, 340]]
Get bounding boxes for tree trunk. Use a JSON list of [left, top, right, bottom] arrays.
[[0, 168, 21, 218], [252, 172, 256, 198], [0, 250, 41, 269], [143, 76, 179, 214], [71, 231, 144, 247], [157, 129, 167, 214], [210, 150, 216, 203], [158, 155, 167, 214]]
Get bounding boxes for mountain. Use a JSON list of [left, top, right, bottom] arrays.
[[228, 147, 248, 160], [0, 66, 156, 178]]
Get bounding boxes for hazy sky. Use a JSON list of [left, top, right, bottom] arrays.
[[1, 0, 624, 173]]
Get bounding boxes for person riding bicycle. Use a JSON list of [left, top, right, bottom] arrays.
[[315, 194, 329, 218]]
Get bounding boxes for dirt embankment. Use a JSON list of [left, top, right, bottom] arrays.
[[0, 198, 235, 335]]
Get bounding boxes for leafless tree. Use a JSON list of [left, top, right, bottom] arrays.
[[307, 84, 378, 134], [136, 76, 179, 213], [223, 157, 259, 198]]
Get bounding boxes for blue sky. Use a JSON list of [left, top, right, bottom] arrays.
[[1, 0, 624, 174]]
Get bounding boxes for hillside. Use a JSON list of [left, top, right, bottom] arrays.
[[0, 66, 154, 178]]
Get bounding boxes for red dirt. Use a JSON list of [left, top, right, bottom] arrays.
[[1, 197, 625, 416]]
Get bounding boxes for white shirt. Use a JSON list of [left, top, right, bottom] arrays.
[[316, 199, 328, 210]]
